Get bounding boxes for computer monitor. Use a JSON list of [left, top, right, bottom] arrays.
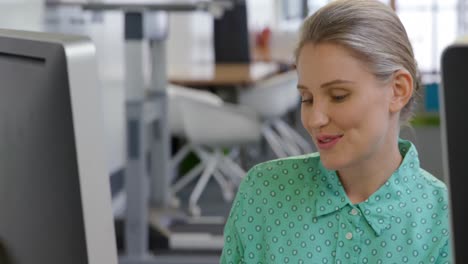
[[440, 43, 468, 263], [0, 29, 117, 264]]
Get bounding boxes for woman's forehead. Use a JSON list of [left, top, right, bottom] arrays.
[[297, 43, 374, 86]]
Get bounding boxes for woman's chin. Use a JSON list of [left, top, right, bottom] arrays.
[[319, 155, 346, 171]]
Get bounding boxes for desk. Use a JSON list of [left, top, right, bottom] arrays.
[[169, 61, 280, 87]]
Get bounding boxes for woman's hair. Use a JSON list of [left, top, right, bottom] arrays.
[[295, 0, 420, 123]]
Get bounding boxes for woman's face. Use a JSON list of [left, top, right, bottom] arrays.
[[297, 42, 397, 171]]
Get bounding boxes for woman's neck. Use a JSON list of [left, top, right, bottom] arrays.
[[338, 137, 402, 204]]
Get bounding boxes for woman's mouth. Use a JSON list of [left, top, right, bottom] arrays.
[[316, 135, 343, 150]]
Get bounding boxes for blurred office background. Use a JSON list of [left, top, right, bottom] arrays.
[[0, 0, 464, 262]]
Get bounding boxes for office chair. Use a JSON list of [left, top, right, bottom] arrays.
[[239, 70, 313, 158], [168, 85, 262, 216]]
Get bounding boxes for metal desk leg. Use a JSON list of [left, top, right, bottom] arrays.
[[148, 35, 170, 208], [120, 102, 158, 264], [120, 12, 158, 264]]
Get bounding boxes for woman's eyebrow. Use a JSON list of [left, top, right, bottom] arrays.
[[320, 79, 355, 88], [297, 80, 355, 91]]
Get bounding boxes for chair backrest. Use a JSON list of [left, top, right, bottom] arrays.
[[168, 84, 223, 137], [239, 70, 299, 118], [181, 100, 261, 147]]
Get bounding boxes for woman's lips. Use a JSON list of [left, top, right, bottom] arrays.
[[316, 135, 343, 150]]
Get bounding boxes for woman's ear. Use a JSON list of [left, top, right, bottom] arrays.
[[389, 69, 414, 113]]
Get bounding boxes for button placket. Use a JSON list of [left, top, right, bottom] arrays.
[[348, 207, 363, 263]]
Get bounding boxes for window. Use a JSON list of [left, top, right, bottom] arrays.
[[397, 0, 458, 72], [306, 0, 458, 73]]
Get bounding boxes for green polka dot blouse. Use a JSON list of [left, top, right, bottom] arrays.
[[221, 139, 452, 264]]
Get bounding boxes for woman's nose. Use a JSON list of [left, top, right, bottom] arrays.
[[303, 103, 329, 130]]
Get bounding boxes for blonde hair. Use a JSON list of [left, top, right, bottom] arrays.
[[295, 0, 420, 123]]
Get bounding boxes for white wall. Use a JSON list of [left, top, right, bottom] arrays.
[[0, 0, 44, 31], [246, 0, 275, 31], [167, 12, 214, 65]]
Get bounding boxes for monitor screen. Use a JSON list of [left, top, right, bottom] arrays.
[[440, 44, 468, 263], [0, 29, 117, 264]]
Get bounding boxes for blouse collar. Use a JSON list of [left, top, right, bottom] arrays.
[[311, 139, 420, 236]]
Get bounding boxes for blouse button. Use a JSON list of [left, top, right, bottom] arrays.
[[350, 208, 358, 216], [345, 232, 353, 240]]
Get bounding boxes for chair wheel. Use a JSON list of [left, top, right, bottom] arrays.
[[223, 190, 234, 202], [222, 182, 235, 201], [189, 205, 201, 217], [170, 196, 181, 209]]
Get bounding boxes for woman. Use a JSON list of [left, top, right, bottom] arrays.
[[221, 0, 451, 263]]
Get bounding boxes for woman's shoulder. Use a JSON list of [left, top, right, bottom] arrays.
[[400, 168, 450, 229], [414, 168, 449, 214], [409, 168, 448, 205], [398, 139, 448, 200], [254, 152, 321, 172], [231, 153, 324, 221], [417, 168, 447, 191], [239, 153, 322, 191]]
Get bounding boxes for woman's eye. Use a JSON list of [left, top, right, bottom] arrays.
[[301, 98, 313, 104], [331, 94, 348, 102]]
